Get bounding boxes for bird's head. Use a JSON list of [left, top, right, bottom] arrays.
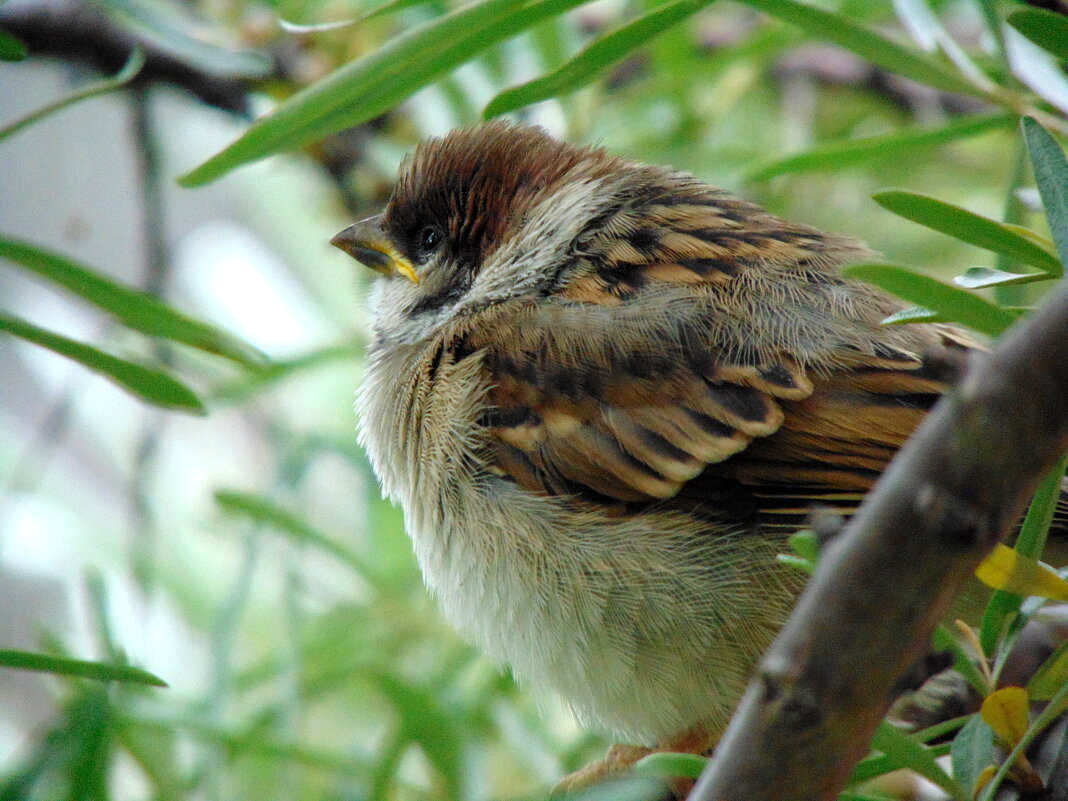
[[331, 121, 651, 341]]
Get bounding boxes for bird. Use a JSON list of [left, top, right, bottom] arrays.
[[331, 120, 984, 785]]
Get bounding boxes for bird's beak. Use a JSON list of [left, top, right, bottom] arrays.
[[330, 216, 420, 284]]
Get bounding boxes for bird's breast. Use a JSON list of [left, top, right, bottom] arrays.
[[357, 333, 794, 743]]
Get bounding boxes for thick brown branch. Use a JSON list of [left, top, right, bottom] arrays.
[[690, 283, 1068, 801]]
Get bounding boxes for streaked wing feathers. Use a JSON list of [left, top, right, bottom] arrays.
[[469, 193, 973, 514]]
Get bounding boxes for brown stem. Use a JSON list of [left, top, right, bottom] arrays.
[[690, 282, 1068, 801]]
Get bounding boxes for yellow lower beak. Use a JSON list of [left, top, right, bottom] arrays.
[[330, 216, 419, 284]]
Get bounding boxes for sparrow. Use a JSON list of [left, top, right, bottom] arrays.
[[331, 121, 979, 778]]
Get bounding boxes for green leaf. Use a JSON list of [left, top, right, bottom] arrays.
[[748, 113, 1014, 181], [361, 0, 433, 21], [871, 721, 967, 801], [777, 529, 819, 573], [733, 0, 985, 98], [881, 306, 945, 325], [566, 777, 677, 801], [0, 48, 144, 142], [633, 751, 708, 779], [179, 0, 593, 186], [1008, 9, 1068, 61], [97, 0, 271, 78], [0, 649, 167, 687], [211, 343, 359, 402], [842, 264, 1018, 337], [891, 0, 991, 88], [0, 29, 28, 61], [64, 686, 112, 799], [214, 490, 381, 586], [484, 0, 716, 117], [850, 742, 953, 786], [1022, 117, 1068, 270], [953, 267, 1051, 289], [872, 190, 1062, 276], [0, 236, 267, 368], [979, 455, 1068, 654], [950, 714, 995, 798], [1027, 641, 1068, 701], [0, 312, 207, 414], [1006, 28, 1068, 113], [370, 673, 463, 798], [932, 624, 988, 696]]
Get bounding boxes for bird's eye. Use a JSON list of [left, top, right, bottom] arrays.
[[418, 225, 444, 255]]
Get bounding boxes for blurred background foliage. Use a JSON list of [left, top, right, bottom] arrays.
[[0, 0, 1067, 798]]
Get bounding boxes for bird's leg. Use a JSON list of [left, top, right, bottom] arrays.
[[552, 723, 716, 798]]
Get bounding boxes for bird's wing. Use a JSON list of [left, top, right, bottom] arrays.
[[464, 192, 975, 520]]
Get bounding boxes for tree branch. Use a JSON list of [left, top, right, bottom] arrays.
[[0, 0, 257, 114], [690, 282, 1068, 801]]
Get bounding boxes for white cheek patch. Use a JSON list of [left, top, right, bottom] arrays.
[[369, 276, 450, 345], [461, 176, 615, 305]]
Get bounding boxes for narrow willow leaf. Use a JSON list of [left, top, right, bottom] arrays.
[[484, 0, 715, 117], [633, 752, 708, 779], [0, 649, 167, 686], [891, 0, 992, 89], [932, 624, 988, 695], [1022, 117, 1068, 270], [870, 721, 967, 801], [775, 554, 814, 574], [872, 190, 1062, 276], [0, 313, 207, 414], [1001, 223, 1057, 253], [0, 49, 144, 142], [1008, 9, 1068, 61], [1007, 455, 1067, 561], [980, 687, 1030, 746], [211, 343, 359, 403], [950, 714, 995, 797], [733, 0, 984, 98], [979, 455, 1068, 654], [179, 0, 592, 186], [0, 236, 267, 367], [98, 0, 271, 78], [125, 710, 377, 774], [1027, 641, 1068, 701], [747, 113, 1013, 181], [370, 673, 462, 799], [214, 490, 380, 584], [851, 742, 952, 785], [843, 264, 1017, 337], [1006, 28, 1068, 113], [953, 267, 1049, 289], [0, 29, 27, 61], [278, 17, 355, 33], [975, 544, 1068, 601], [363, 0, 433, 20], [881, 306, 945, 325]]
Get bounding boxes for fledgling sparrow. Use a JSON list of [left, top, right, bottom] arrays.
[[331, 121, 977, 779]]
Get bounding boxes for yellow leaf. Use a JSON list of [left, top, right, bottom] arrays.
[[974, 764, 998, 797], [974, 544, 1068, 600], [980, 686, 1030, 746]]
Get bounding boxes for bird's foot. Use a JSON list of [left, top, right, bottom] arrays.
[[552, 725, 715, 798]]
